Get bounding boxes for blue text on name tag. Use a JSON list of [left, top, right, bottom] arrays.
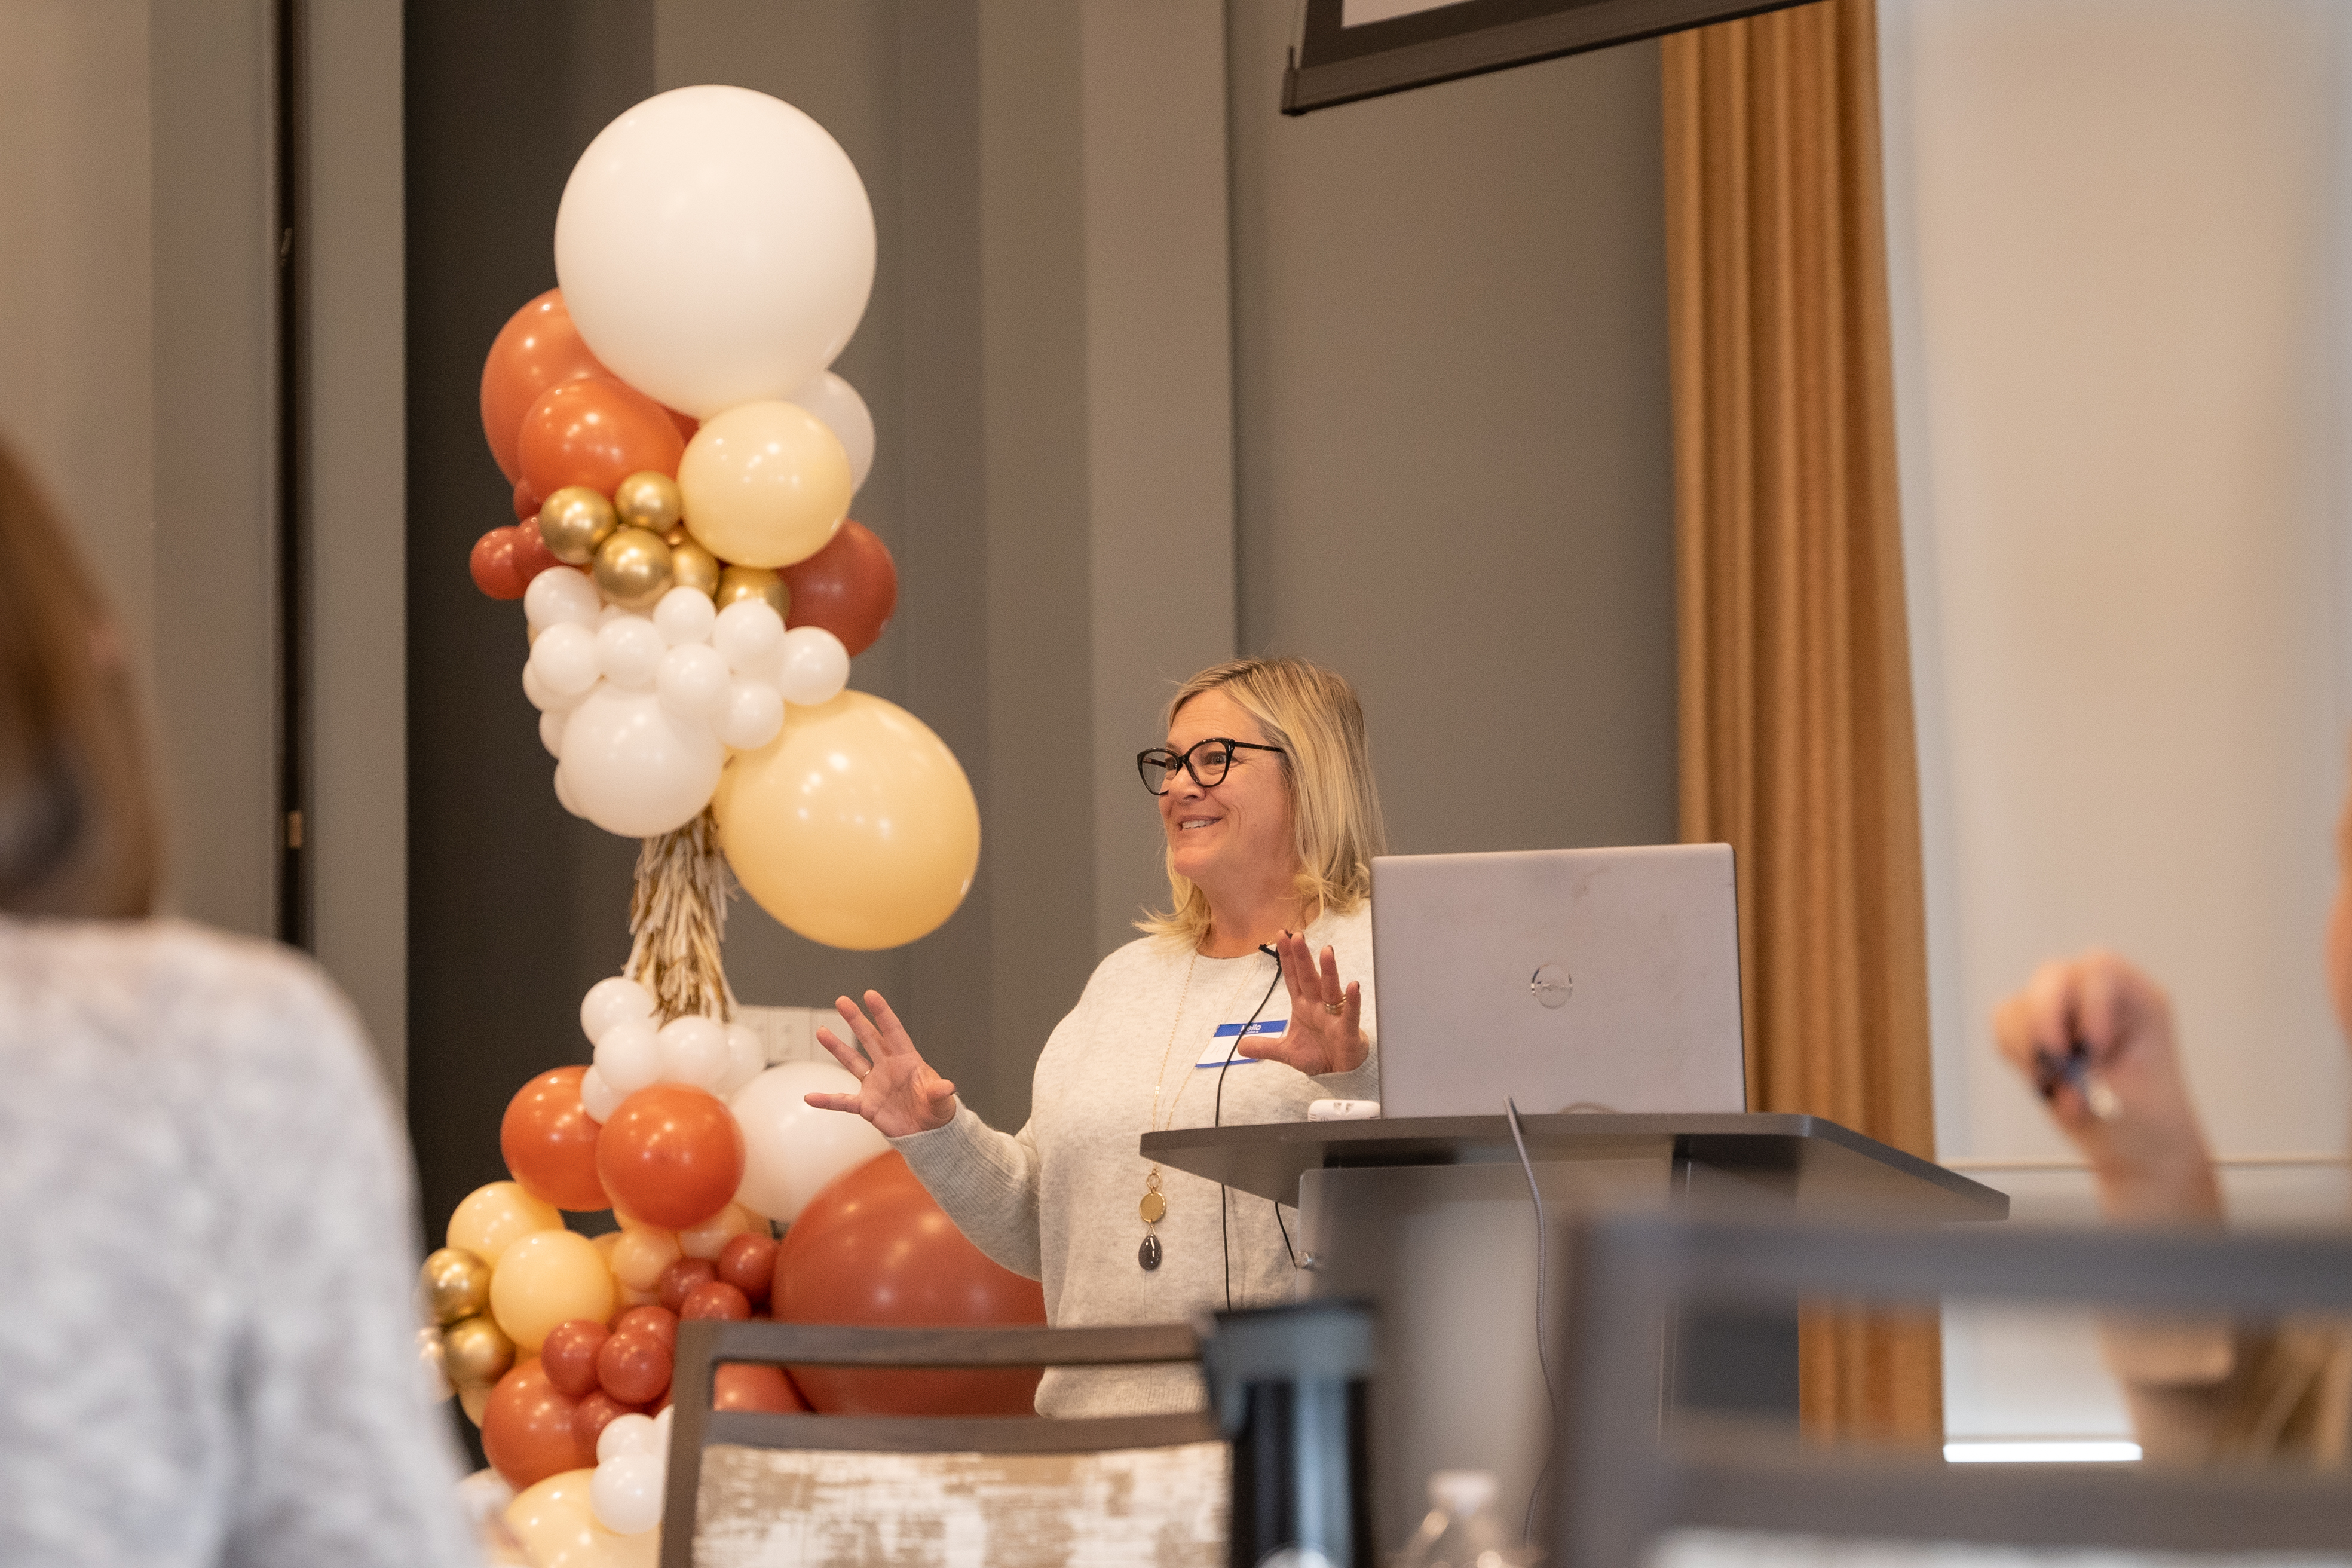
[[1196, 1019, 1284, 1067]]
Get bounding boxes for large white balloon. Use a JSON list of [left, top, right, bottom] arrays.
[[554, 87, 875, 418], [590, 1451, 665, 1536], [556, 685, 726, 838], [729, 1062, 889, 1223], [787, 372, 875, 494]]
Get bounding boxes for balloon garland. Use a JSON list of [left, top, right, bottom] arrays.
[[427, 88, 1040, 1561]]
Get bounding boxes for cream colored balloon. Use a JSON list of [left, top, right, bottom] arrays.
[[447, 1180, 564, 1267], [607, 1224, 681, 1293], [488, 1229, 617, 1355], [676, 400, 850, 569], [505, 1468, 660, 1568], [459, 1382, 492, 1428], [714, 690, 981, 950]]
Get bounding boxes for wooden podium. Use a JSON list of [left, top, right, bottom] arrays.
[[1142, 1113, 2007, 1548]]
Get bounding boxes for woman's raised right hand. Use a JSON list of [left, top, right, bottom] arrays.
[[804, 989, 960, 1137]]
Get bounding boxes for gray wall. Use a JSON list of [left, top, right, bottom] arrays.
[[1228, 5, 1679, 858]]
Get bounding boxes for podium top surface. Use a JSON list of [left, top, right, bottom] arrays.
[[1140, 1112, 2008, 1221]]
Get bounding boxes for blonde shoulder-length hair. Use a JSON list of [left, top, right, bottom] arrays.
[[1137, 657, 1387, 947]]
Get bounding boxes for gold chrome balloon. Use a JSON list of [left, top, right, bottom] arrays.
[[593, 525, 674, 610], [418, 1327, 454, 1402], [442, 1313, 516, 1390], [613, 470, 684, 535], [670, 538, 721, 598], [419, 1246, 492, 1326], [537, 486, 618, 566], [715, 565, 788, 617]]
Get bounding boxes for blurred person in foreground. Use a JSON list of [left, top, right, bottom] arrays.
[[1993, 779, 2352, 1465], [0, 440, 476, 1563]]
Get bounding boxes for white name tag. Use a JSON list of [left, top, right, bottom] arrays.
[[1196, 1019, 1284, 1068]]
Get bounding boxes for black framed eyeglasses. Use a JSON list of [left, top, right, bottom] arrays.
[[1136, 737, 1285, 795]]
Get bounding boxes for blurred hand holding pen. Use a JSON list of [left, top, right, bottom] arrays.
[[2035, 1038, 2121, 1122]]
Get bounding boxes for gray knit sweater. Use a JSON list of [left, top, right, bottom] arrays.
[[893, 904, 1379, 1417], [0, 917, 476, 1567]]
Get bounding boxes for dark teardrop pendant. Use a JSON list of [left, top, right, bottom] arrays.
[[1138, 1233, 1163, 1271]]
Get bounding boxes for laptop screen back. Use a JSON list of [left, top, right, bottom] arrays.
[[1371, 844, 1745, 1118]]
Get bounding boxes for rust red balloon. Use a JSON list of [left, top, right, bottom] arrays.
[[501, 1066, 608, 1211], [539, 1319, 609, 1399], [480, 1359, 594, 1491], [717, 1233, 777, 1306], [517, 377, 687, 503], [469, 528, 526, 601], [772, 1152, 1046, 1416], [714, 1364, 808, 1414], [656, 1257, 718, 1315], [570, 1389, 639, 1451], [612, 1304, 679, 1349], [781, 520, 898, 657], [596, 1328, 674, 1406], [480, 289, 612, 484], [595, 1083, 745, 1230], [680, 1281, 751, 1322]]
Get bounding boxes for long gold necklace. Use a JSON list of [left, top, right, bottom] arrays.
[[1136, 950, 1200, 1272]]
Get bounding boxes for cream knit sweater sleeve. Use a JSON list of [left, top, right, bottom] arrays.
[[889, 1106, 1047, 1280]]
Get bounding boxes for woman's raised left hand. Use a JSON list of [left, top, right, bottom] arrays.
[[1236, 932, 1368, 1077]]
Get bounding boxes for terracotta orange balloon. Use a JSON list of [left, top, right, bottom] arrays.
[[773, 1152, 1046, 1415], [595, 1084, 745, 1230], [502, 1067, 609, 1211], [481, 1358, 595, 1490], [715, 1363, 808, 1414], [481, 289, 612, 483], [782, 519, 898, 657], [519, 378, 687, 503]]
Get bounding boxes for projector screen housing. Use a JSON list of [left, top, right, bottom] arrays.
[[1283, 0, 1813, 114]]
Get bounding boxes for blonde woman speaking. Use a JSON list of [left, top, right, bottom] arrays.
[[807, 657, 1386, 1416]]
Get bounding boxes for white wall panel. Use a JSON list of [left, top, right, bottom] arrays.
[[1881, 0, 2352, 1443]]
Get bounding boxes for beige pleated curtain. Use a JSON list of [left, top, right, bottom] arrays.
[[1663, 0, 1941, 1444]]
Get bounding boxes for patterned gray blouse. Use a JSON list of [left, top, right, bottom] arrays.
[[0, 917, 477, 1566]]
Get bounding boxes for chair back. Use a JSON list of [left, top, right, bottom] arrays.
[[663, 1320, 1223, 1568], [1551, 1214, 2352, 1567]]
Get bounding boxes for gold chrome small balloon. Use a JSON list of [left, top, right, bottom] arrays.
[[715, 565, 788, 618], [593, 525, 674, 610], [670, 538, 721, 598], [419, 1247, 491, 1327], [613, 470, 684, 535], [442, 1313, 516, 1390], [418, 1326, 454, 1402], [537, 486, 617, 566]]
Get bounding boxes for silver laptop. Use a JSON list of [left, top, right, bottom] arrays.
[[1371, 844, 1745, 1117]]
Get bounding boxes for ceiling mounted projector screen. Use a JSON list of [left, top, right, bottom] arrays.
[[1284, 0, 1812, 114]]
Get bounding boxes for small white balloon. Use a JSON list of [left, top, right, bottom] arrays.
[[718, 679, 785, 751], [713, 599, 786, 675], [529, 623, 599, 698], [525, 565, 601, 630], [598, 602, 628, 627], [521, 661, 555, 713], [538, 709, 566, 759], [595, 1018, 663, 1096], [592, 1452, 666, 1536], [787, 372, 876, 494], [595, 615, 666, 690], [776, 626, 850, 707], [579, 1065, 626, 1123], [652, 1404, 675, 1453], [598, 1412, 661, 1464], [653, 586, 719, 647], [656, 642, 733, 726], [720, 1024, 767, 1096], [657, 1015, 731, 1091], [581, 976, 656, 1043], [553, 763, 586, 817]]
